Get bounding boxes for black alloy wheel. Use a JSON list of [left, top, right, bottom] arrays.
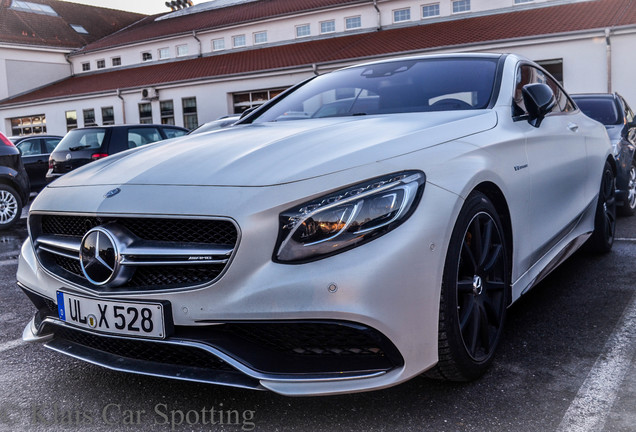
[[619, 160, 636, 216], [428, 192, 509, 382], [587, 161, 616, 253]]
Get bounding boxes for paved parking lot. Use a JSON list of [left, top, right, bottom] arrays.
[[1, 211, 636, 431]]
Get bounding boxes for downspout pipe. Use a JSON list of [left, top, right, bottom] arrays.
[[193, 30, 202, 57], [373, 0, 381, 31], [116, 89, 126, 124], [65, 53, 74, 76], [605, 27, 612, 93]]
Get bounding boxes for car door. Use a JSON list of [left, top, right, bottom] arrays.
[[514, 64, 588, 258], [17, 138, 45, 191]]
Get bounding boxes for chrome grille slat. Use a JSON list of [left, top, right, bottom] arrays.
[[30, 214, 239, 292]]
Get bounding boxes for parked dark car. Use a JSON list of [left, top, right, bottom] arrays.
[[572, 93, 636, 215], [47, 124, 187, 181], [10, 135, 62, 192], [0, 131, 30, 229]]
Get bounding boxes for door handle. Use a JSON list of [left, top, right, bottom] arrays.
[[568, 123, 579, 132]]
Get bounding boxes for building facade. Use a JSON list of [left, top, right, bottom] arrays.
[[1, 0, 634, 136]]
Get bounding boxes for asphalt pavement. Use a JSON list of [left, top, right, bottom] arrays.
[[1, 207, 636, 431]]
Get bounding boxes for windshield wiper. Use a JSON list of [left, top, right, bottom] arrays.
[[68, 145, 92, 151]]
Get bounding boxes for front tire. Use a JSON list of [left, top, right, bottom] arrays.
[[0, 184, 22, 230], [427, 192, 510, 381], [586, 161, 616, 253]]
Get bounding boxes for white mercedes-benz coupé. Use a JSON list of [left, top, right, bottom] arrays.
[[18, 53, 615, 396]]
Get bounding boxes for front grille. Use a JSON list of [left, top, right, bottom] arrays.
[[41, 216, 238, 245], [129, 264, 225, 288], [54, 327, 235, 372], [31, 214, 239, 292]]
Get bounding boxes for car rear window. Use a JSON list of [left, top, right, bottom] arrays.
[[55, 129, 107, 151], [574, 98, 621, 125]]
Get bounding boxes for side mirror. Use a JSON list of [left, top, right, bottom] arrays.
[[522, 83, 556, 128]]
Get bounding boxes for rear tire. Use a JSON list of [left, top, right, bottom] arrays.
[[586, 161, 616, 253], [427, 192, 510, 381], [0, 184, 22, 230], [618, 159, 636, 217]]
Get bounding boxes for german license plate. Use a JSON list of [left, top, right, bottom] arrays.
[[56, 291, 166, 339]]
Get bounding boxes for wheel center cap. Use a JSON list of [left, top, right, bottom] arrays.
[[472, 275, 483, 295]]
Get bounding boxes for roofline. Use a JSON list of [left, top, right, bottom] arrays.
[[0, 42, 74, 53], [69, 0, 602, 57], [71, 0, 372, 56], [4, 23, 636, 109]]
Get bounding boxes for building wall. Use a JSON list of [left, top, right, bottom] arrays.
[[0, 47, 70, 100]]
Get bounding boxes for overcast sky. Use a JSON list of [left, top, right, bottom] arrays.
[[61, 0, 171, 15]]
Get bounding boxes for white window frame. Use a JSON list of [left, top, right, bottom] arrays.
[[176, 44, 188, 57], [81, 62, 90, 71], [142, 51, 152, 62], [212, 38, 225, 51], [422, 3, 440, 18], [158, 47, 170, 60], [253, 31, 267, 44], [232, 34, 246, 48], [295, 23, 311, 38], [320, 20, 335, 34], [393, 8, 411, 23], [452, 0, 471, 13], [345, 16, 361, 30], [111, 56, 121, 67], [96, 59, 105, 69]]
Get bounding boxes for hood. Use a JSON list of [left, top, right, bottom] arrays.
[[51, 111, 497, 188]]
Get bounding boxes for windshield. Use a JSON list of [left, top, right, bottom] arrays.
[[574, 97, 621, 125], [55, 128, 107, 151], [251, 57, 499, 123]]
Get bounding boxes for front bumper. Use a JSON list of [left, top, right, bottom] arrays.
[[22, 288, 404, 394], [18, 179, 460, 396]]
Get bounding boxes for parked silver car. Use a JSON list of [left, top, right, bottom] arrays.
[[18, 53, 614, 396]]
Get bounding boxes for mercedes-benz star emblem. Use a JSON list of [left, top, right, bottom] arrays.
[[80, 228, 119, 286]]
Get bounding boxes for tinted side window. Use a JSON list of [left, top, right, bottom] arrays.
[[43, 138, 61, 153], [163, 128, 187, 138], [17, 139, 42, 156], [127, 128, 162, 148], [513, 65, 574, 117]]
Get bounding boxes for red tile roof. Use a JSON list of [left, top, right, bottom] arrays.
[[0, 0, 145, 48], [77, 0, 369, 52], [2, 0, 635, 106]]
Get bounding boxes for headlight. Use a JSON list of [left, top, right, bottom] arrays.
[[275, 171, 425, 263]]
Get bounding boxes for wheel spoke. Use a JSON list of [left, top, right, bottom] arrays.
[[458, 280, 474, 294], [478, 303, 491, 352], [462, 241, 477, 270], [482, 244, 502, 273], [484, 281, 506, 292], [482, 294, 502, 328], [479, 219, 493, 267], [471, 218, 482, 265], [468, 306, 480, 354], [459, 296, 476, 331]]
